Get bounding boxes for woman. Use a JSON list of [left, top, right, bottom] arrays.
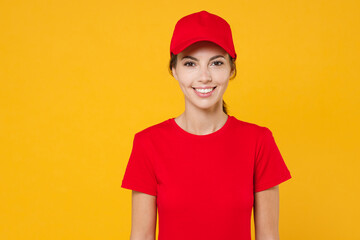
[[121, 10, 292, 240]]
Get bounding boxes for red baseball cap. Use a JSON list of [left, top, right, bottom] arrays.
[[170, 10, 237, 60]]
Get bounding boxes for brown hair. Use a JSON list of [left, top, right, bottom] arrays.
[[168, 53, 237, 114]]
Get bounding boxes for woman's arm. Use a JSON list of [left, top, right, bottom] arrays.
[[254, 185, 280, 240], [130, 190, 157, 240]]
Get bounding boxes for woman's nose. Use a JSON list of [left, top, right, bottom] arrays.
[[198, 66, 212, 82]]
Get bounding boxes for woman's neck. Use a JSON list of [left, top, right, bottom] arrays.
[[174, 103, 228, 135]]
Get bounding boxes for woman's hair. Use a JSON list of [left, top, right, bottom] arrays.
[[168, 53, 237, 114]]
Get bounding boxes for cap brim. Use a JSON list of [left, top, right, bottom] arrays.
[[171, 37, 236, 59]]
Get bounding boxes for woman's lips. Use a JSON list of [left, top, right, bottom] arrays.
[[193, 86, 216, 97]]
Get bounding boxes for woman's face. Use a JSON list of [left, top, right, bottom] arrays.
[[172, 41, 234, 112]]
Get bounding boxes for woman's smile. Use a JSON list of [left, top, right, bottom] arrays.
[[193, 86, 217, 97]]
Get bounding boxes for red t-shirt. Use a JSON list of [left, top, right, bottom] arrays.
[[121, 115, 292, 240]]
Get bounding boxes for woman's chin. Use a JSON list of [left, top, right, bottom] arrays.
[[186, 99, 223, 111]]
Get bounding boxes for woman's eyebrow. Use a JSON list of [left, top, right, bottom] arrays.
[[181, 55, 226, 61]]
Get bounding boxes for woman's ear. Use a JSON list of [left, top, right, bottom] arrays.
[[230, 68, 235, 78], [172, 67, 178, 80]]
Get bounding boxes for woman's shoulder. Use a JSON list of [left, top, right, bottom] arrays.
[[133, 117, 173, 138], [230, 115, 271, 135]]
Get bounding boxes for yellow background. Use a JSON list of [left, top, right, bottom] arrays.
[[1, 0, 359, 239]]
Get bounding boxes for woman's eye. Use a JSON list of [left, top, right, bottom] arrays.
[[212, 61, 224, 66], [184, 61, 195, 67]]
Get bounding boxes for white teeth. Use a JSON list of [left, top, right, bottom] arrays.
[[195, 88, 215, 93]]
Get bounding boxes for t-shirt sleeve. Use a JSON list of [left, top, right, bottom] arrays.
[[254, 127, 292, 192], [121, 132, 157, 196]]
